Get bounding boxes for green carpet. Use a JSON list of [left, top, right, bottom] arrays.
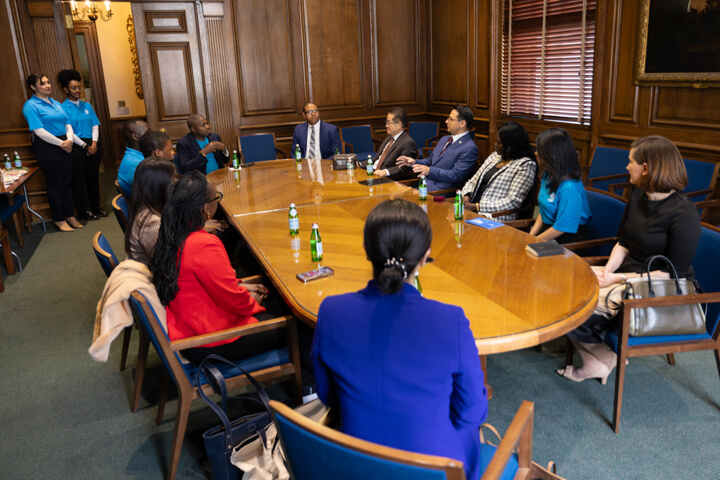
[[1, 197, 718, 479]]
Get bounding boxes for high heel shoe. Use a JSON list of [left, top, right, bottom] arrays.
[[556, 363, 612, 384], [55, 221, 74, 232], [67, 217, 83, 229]]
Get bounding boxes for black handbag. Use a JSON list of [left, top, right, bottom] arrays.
[[197, 355, 273, 480], [623, 255, 706, 336]]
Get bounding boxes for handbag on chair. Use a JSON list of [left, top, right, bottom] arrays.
[[623, 255, 706, 337]]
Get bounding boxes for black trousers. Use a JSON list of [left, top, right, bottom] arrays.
[[71, 139, 102, 213], [31, 135, 74, 222]]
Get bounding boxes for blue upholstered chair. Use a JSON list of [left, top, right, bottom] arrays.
[[584, 146, 630, 193], [111, 194, 129, 234], [602, 223, 720, 433], [270, 399, 536, 480], [238, 133, 285, 163], [563, 187, 627, 257], [408, 121, 440, 158], [92, 231, 119, 278], [682, 158, 720, 202], [0, 194, 27, 248], [340, 125, 381, 160], [128, 290, 302, 480]]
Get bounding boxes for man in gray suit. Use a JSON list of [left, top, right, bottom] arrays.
[[359, 107, 418, 179]]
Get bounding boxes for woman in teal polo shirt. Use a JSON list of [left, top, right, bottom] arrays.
[[22, 73, 81, 232], [529, 127, 591, 245], [58, 69, 106, 221]]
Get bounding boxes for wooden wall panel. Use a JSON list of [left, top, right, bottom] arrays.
[[372, 0, 420, 106], [149, 43, 195, 120], [429, 0, 469, 107], [235, 0, 295, 115], [652, 88, 720, 129], [204, 17, 235, 147], [606, 0, 639, 125], [0, 0, 31, 133], [475, 0, 490, 110], [302, 0, 363, 110]]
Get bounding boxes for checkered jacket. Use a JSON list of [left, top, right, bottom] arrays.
[[460, 152, 537, 221]]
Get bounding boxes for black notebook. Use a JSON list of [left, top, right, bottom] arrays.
[[525, 240, 566, 257]]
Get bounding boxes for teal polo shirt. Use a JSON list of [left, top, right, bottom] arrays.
[[22, 96, 69, 136], [61, 99, 100, 139]]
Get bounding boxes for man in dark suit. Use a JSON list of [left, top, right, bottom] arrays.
[[176, 114, 229, 174], [358, 107, 418, 179], [291, 103, 341, 159], [396, 104, 478, 192]]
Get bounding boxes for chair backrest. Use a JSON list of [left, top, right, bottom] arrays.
[[683, 158, 719, 202], [408, 122, 440, 149], [585, 187, 627, 256], [269, 400, 466, 480], [239, 133, 279, 163], [111, 194, 129, 233], [693, 224, 720, 336], [586, 146, 630, 191], [0, 194, 26, 224], [340, 126, 375, 156], [92, 231, 119, 277]]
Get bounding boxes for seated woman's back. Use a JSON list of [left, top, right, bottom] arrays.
[[313, 199, 488, 480]]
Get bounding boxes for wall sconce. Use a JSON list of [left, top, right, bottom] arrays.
[[70, 0, 113, 22]]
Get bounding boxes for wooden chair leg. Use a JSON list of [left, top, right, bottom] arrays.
[[286, 318, 303, 405], [119, 325, 132, 371], [480, 355, 493, 399], [612, 352, 627, 434], [131, 329, 150, 413], [166, 392, 192, 480], [565, 336, 574, 366], [666, 353, 676, 366], [156, 371, 169, 426], [11, 212, 24, 248]]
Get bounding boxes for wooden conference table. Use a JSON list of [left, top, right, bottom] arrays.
[[209, 159, 598, 356]]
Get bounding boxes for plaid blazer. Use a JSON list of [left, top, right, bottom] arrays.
[[460, 152, 537, 221]]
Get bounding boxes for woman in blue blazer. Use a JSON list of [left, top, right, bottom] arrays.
[[312, 199, 489, 480]]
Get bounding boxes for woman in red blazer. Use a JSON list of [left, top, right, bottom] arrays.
[[151, 171, 281, 364]]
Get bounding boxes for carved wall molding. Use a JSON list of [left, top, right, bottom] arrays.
[[126, 14, 143, 100]]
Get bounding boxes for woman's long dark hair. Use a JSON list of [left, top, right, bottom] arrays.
[[536, 127, 581, 193], [124, 157, 177, 256], [364, 199, 432, 294], [498, 122, 535, 161], [151, 171, 212, 305]]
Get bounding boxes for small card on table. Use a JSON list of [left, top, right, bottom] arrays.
[[465, 217, 504, 230]]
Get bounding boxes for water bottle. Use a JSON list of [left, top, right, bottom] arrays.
[[288, 203, 299, 235], [13, 152, 22, 169], [366, 155, 374, 176]]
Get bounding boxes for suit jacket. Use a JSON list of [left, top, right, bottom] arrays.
[[166, 230, 265, 348], [313, 281, 488, 480], [176, 132, 229, 174], [358, 131, 418, 178], [291, 120, 341, 159], [417, 132, 478, 192]]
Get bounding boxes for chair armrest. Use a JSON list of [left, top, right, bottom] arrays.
[[275, 147, 286, 159], [344, 142, 354, 154], [503, 219, 535, 229], [170, 316, 294, 351], [371, 137, 383, 148], [480, 400, 534, 479], [686, 188, 712, 199], [395, 178, 419, 187], [608, 181, 632, 195], [582, 256, 609, 266], [425, 134, 441, 148], [581, 165, 590, 182], [696, 198, 720, 210], [239, 275, 263, 285], [489, 204, 535, 218], [563, 236, 619, 252], [587, 172, 629, 188], [422, 146, 433, 158], [623, 292, 720, 310]]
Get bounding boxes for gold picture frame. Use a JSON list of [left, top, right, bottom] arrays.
[[634, 0, 720, 88]]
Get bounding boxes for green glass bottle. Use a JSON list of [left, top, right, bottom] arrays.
[[310, 223, 323, 262], [334, 147, 340, 156], [454, 190, 464, 220], [288, 203, 299, 235], [419, 175, 428, 201], [413, 272, 422, 295], [4, 154, 11, 171], [295, 144, 302, 162], [232, 150, 240, 169], [13, 152, 22, 169], [366, 155, 374, 176]]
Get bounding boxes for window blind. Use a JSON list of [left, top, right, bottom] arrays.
[[501, 0, 596, 125]]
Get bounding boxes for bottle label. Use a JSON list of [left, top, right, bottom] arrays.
[[366, 163, 373, 174], [4, 161, 11, 170], [14, 160, 21, 168], [316, 241, 323, 256], [419, 186, 427, 198], [289, 217, 299, 230]]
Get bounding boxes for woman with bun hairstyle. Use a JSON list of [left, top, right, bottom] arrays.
[[312, 198, 490, 480], [22, 73, 81, 231]]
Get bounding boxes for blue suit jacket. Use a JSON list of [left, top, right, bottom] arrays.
[[291, 120, 341, 159], [313, 281, 488, 480], [176, 132, 229, 174], [418, 132, 478, 191]]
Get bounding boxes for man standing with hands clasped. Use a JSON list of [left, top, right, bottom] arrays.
[[396, 104, 478, 192], [176, 114, 229, 174]]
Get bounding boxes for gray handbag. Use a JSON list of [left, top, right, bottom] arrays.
[[332, 153, 357, 170], [624, 255, 706, 336]]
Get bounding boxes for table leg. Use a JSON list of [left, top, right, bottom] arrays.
[[22, 184, 45, 232], [480, 355, 493, 400]]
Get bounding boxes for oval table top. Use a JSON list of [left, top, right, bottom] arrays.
[[209, 160, 598, 355]]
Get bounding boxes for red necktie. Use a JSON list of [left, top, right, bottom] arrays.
[[376, 137, 395, 168], [439, 137, 453, 156]]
